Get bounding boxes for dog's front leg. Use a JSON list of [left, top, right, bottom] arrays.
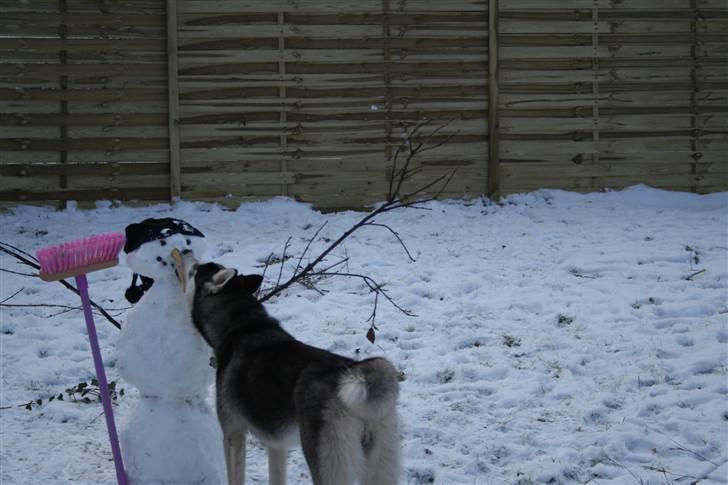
[[268, 447, 287, 485], [224, 429, 247, 485]]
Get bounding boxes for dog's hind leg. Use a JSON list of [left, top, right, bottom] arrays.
[[268, 447, 287, 485], [316, 418, 366, 485], [224, 429, 247, 485], [362, 412, 401, 485]]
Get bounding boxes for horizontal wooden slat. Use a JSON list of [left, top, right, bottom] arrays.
[[500, 0, 719, 9], [177, 0, 488, 14], [500, 150, 726, 165], [0, 0, 167, 14], [0, 138, 168, 151], [178, 61, 487, 76], [501, 173, 724, 190], [0, 162, 168, 177], [0, 113, 167, 126], [0, 187, 170, 202]]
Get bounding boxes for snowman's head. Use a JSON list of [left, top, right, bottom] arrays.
[[123, 218, 206, 302]]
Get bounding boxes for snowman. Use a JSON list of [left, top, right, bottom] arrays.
[[117, 218, 223, 484]]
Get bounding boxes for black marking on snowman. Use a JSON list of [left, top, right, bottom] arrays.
[[123, 218, 205, 304]]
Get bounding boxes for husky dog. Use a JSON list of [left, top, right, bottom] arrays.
[[172, 250, 401, 485]]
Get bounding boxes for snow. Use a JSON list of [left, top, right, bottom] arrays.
[[1, 185, 726, 484]]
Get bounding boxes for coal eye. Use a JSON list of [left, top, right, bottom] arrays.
[[186, 239, 191, 245], [159, 239, 167, 246]]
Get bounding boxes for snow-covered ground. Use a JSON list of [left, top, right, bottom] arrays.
[[1, 185, 726, 484]]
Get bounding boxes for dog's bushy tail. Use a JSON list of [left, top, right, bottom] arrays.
[[338, 357, 399, 420]]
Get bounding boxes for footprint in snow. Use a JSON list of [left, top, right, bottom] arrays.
[[675, 334, 694, 347], [717, 328, 728, 344], [691, 360, 720, 375]]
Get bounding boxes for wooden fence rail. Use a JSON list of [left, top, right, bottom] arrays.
[[1, 0, 725, 209]]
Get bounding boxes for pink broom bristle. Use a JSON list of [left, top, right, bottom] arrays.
[[37, 232, 126, 277]]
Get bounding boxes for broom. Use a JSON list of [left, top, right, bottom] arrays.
[[36, 232, 127, 485]]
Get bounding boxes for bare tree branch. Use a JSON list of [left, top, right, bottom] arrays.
[[0, 241, 123, 329], [258, 119, 455, 338], [0, 241, 38, 263], [0, 302, 129, 319], [0, 303, 129, 312], [259, 210, 384, 303]]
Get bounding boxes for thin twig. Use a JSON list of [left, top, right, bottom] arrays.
[[602, 454, 645, 485], [46, 307, 78, 319], [0, 303, 129, 312], [294, 221, 328, 274], [641, 465, 699, 481], [256, 252, 276, 299], [0, 303, 129, 320], [275, 237, 293, 289], [316, 257, 350, 275], [0, 268, 38, 277], [570, 272, 598, 279], [393, 170, 456, 208], [1, 288, 24, 305], [0, 241, 38, 263], [316, 271, 416, 317], [684, 269, 707, 281], [642, 424, 720, 468], [367, 291, 380, 325], [691, 460, 728, 485], [0, 241, 122, 329], [363, 223, 416, 262], [0, 401, 35, 411]]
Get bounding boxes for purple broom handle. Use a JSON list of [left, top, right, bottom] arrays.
[[75, 275, 127, 485]]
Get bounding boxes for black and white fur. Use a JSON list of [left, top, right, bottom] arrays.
[[178, 253, 401, 485]]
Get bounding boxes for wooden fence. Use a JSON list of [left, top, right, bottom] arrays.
[[0, 0, 171, 205], [497, 0, 728, 195], [1, 0, 726, 209]]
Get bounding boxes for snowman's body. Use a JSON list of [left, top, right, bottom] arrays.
[[117, 227, 223, 484]]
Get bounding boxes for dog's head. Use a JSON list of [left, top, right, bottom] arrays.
[[173, 249, 263, 303], [171, 249, 263, 347]]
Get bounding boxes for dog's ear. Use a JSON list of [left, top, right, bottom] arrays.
[[240, 274, 263, 294], [206, 268, 238, 294]]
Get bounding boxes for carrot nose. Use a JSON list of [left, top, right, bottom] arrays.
[[170, 248, 186, 292]]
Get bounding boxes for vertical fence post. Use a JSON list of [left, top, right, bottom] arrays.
[[278, 12, 289, 197], [487, 0, 500, 199], [383, 0, 393, 163], [690, 0, 701, 193], [591, 0, 600, 189], [166, 0, 181, 199], [59, 0, 68, 209]]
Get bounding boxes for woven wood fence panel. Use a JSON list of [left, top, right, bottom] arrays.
[[174, 0, 489, 208], [0, 0, 170, 205], [496, 0, 728, 194], [1, 0, 726, 209]]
